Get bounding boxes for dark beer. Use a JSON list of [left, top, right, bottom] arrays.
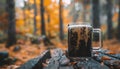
[[68, 25, 92, 57]]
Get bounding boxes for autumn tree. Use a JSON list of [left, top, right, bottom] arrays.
[[59, 0, 64, 40], [40, 0, 53, 45], [70, 0, 80, 22], [33, 0, 37, 35], [23, 0, 27, 26], [106, 0, 113, 39], [40, 0, 45, 38], [82, 0, 87, 22], [117, 0, 120, 40], [47, 14, 51, 38], [91, 0, 100, 28], [6, 0, 16, 48]]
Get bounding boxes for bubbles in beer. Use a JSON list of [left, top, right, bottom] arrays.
[[68, 25, 92, 57]]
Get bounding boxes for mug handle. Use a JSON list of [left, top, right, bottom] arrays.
[[92, 28, 102, 50]]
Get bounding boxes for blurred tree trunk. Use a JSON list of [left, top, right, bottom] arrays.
[[106, 0, 113, 39], [40, 0, 46, 36], [47, 14, 50, 24], [73, 11, 79, 22], [47, 14, 51, 38], [117, 0, 120, 40], [6, 0, 16, 48], [23, 1, 27, 26], [83, 0, 87, 22], [33, 0, 37, 35], [92, 0, 100, 28], [40, 0, 53, 45], [59, 0, 64, 40]]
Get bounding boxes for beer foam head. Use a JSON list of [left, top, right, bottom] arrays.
[[68, 24, 92, 28], [68, 22, 92, 28]]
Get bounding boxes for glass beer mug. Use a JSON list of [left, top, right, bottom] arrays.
[[68, 23, 102, 57]]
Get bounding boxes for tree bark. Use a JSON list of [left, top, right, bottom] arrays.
[[6, 0, 16, 48], [33, 0, 37, 35], [59, 0, 64, 40], [117, 0, 120, 40], [23, 1, 27, 26], [47, 14, 51, 38], [83, 0, 87, 22], [92, 0, 100, 28], [40, 0, 46, 36], [40, 0, 53, 45], [106, 0, 113, 39]]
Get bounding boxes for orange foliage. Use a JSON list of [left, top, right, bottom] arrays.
[[29, 0, 34, 4], [15, 0, 70, 36], [112, 12, 118, 22], [44, 0, 51, 7]]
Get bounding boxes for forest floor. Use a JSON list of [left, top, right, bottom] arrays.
[[0, 38, 120, 69]]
